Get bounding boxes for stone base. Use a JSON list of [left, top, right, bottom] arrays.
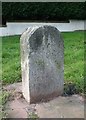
[[30, 90, 63, 104]]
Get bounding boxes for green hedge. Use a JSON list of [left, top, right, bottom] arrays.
[[2, 2, 85, 24]]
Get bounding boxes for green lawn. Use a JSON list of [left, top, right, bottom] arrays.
[[62, 31, 84, 93], [2, 35, 21, 84], [2, 31, 84, 93]]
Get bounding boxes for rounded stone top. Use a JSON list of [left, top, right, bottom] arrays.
[[20, 25, 64, 52]]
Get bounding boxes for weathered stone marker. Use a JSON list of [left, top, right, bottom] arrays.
[[20, 25, 64, 103]]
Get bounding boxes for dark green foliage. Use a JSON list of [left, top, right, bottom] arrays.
[[2, 2, 85, 24]]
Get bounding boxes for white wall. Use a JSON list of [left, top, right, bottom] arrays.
[[0, 20, 85, 36]]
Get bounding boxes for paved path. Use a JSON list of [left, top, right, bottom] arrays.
[[36, 95, 84, 118], [3, 82, 84, 118]]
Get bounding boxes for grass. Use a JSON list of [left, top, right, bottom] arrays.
[[1, 31, 84, 93], [28, 112, 39, 119], [0, 90, 10, 119], [2, 36, 21, 84], [62, 31, 84, 93]]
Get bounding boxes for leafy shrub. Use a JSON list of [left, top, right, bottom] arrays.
[[2, 2, 85, 25]]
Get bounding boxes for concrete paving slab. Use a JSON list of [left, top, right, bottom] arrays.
[[3, 82, 84, 118]]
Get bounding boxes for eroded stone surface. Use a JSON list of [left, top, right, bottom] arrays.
[[20, 25, 64, 103]]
